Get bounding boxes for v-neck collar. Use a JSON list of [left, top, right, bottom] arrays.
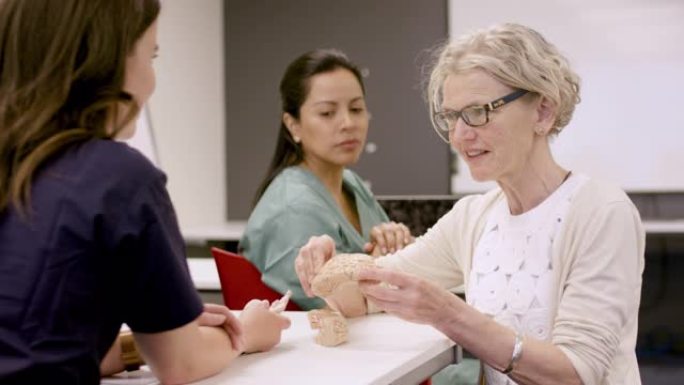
[[292, 166, 368, 243]]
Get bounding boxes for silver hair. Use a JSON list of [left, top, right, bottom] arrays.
[[427, 23, 581, 135]]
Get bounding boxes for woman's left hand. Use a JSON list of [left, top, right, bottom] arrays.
[[363, 222, 414, 256], [358, 267, 456, 325], [197, 303, 245, 352]]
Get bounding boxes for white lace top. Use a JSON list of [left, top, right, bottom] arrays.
[[466, 173, 588, 385]]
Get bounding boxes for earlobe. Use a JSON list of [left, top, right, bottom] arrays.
[[535, 96, 556, 133], [283, 113, 301, 142]]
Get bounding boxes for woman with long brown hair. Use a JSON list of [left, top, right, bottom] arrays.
[[0, 1, 288, 383]]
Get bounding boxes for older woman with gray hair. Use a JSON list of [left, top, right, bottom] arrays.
[[294, 23, 644, 385]]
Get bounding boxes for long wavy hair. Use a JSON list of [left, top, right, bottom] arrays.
[[0, 0, 160, 214], [253, 49, 365, 205]]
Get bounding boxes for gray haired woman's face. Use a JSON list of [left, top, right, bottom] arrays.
[[440, 69, 547, 184]]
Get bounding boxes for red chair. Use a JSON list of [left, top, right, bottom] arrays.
[[210, 247, 301, 311]]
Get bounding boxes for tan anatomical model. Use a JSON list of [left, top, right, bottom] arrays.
[[310, 253, 375, 297], [307, 254, 375, 346]]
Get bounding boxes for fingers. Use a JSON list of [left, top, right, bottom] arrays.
[[223, 311, 245, 352], [203, 303, 227, 312], [270, 290, 292, 313], [244, 299, 269, 310], [295, 246, 313, 296], [358, 278, 402, 304], [389, 224, 404, 252], [295, 235, 336, 297], [369, 222, 414, 255], [277, 313, 292, 329], [358, 266, 413, 288], [200, 303, 245, 352], [370, 225, 389, 255], [197, 311, 226, 326], [398, 223, 413, 247], [240, 303, 291, 352]]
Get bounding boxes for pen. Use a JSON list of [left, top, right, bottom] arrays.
[[269, 290, 292, 313]]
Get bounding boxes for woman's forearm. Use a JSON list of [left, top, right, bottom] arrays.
[[135, 324, 241, 385], [100, 336, 126, 376], [156, 326, 240, 385], [434, 297, 581, 385]]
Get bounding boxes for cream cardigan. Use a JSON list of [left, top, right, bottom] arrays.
[[377, 176, 645, 385]]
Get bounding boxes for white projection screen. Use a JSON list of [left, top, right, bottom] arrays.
[[448, 0, 684, 193]]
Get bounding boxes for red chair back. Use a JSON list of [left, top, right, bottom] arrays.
[[210, 247, 301, 310]]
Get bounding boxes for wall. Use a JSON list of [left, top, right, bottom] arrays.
[[147, 0, 226, 230], [145, 0, 684, 228], [223, 0, 450, 219], [448, 0, 684, 194]]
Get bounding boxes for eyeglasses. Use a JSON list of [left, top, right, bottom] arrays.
[[432, 89, 529, 143]]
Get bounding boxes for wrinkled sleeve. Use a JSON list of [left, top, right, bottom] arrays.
[[553, 201, 644, 385], [108, 175, 203, 333], [372, 197, 482, 301]]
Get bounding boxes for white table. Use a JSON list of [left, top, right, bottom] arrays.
[[187, 258, 221, 291], [102, 312, 460, 385], [642, 219, 684, 235], [182, 221, 247, 246]]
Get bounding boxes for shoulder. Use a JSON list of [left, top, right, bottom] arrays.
[[268, 166, 310, 189], [564, 174, 643, 239], [573, 175, 631, 205], [568, 175, 638, 223], [430, 188, 503, 240], [49, 139, 167, 206], [77, 139, 163, 184], [247, 168, 330, 227], [452, 188, 504, 217], [260, 167, 328, 208]]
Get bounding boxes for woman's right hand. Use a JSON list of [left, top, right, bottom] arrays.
[[294, 235, 337, 297], [239, 300, 291, 353], [364, 221, 414, 256]]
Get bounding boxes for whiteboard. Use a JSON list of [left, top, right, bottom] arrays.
[[124, 107, 159, 167], [448, 0, 684, 193]]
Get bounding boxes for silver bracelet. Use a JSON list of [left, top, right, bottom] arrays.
[[501, 333, 523, 375]]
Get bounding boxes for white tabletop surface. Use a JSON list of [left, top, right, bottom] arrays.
[[642, 219, 684, 234], [187, 258, 220, 290], [182, 221, 247, 245], [102, 312, 459, 385]]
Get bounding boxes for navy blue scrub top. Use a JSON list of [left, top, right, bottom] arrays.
[[0, 139, 203, 384]]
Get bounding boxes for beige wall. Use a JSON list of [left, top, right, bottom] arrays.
[[148, 0, 226, 229]]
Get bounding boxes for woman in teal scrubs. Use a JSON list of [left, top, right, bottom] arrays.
[[240, 49, 413, 310]]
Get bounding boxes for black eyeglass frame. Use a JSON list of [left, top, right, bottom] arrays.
[[432, 89, 529, 141]]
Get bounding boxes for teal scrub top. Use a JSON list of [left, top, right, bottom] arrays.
[[239, 166, 390, 309]]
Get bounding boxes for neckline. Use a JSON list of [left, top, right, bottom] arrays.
[[503, 171, 576, 225], [290, 166, 367, 239]]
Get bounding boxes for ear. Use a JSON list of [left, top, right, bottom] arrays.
[[283, 112, 301, 141], [534, 96, 557, 135]]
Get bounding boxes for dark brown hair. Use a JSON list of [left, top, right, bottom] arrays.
[[0, 0, 160, 213], [253, 49, 365, 204]]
